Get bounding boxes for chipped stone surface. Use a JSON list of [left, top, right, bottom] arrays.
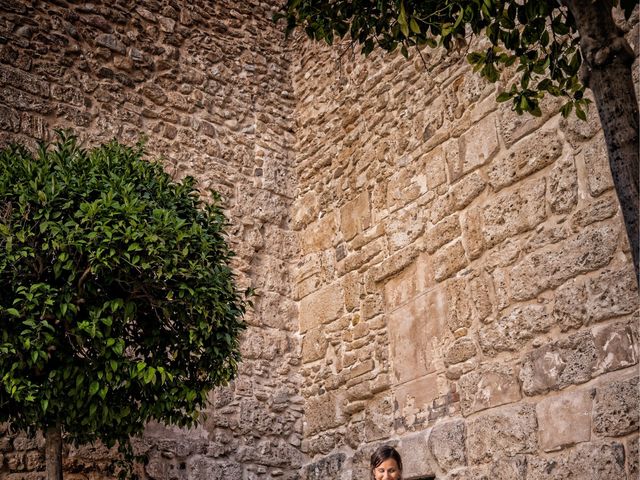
[[593, 376, 639, 437], [467, 404, 538, 463], [428, 420, 467, 472], [458, 363, 521, 416]]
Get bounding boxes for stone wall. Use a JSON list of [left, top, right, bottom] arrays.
[[0, 0, 303, 478], [0, 1, 638, 479], [291, 14, 639, 480]]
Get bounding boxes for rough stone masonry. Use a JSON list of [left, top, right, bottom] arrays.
[[0, 1, 638, 479]]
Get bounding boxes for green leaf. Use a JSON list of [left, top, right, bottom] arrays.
[[496, 91, 512, 102], [89, 381, 100, 397]]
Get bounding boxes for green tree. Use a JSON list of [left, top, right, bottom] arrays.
[[278, 0, 639, 281], [0, 133, 247, 479]]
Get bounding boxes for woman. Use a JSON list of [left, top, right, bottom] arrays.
[[370, 445, 403, 480]]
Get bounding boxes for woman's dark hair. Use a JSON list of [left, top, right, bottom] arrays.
[[370, 445, 403, 476]]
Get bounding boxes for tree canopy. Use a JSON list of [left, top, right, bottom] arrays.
[[0, 133, 247, 477]]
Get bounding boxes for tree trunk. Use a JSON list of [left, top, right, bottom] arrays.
[[46, 425, 63, 480], [562, 0, 639, 283]]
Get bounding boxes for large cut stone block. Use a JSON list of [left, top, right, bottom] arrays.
[[510, 223, 619, 301], [458, 363, 521, 416], [467, 404, 538, 463], [520, 331, 597, 396], [449, 113, 499, 182], [478, 305, 553, 356], [428, 419, 467, 472], [488, 127, 562, 191], [593, 376, 639, 437], [299, 283, 343, 333], [536, 389, 592, 452], [399, 432, 437, 478], [303, 391, 345, 437], [340, 191, 371, 241], [592, 320, 638, 376], [482, 177, 546, 249], [301, 212, 337, 254], [388, 287, 448, 383]]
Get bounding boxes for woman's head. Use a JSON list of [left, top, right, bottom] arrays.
[[370, 445, 402, 480]]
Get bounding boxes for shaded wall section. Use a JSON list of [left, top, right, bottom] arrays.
[[0, 0, 302, 478], [290, 17, 639, 480]]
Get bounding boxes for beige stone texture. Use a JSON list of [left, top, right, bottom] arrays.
[[458, 363, 521, 416], [388, 288, 448, 384], [510, 223, 619, 301], [520, 331, 597, 396], [428, 420, 467, 472], [487, 126, 563, 191], [536, 389, 593, 452], [592, 319, 638, 376], [298, 282, 343, 333], [394, 374, 440, 425], [593, 376, 639, 437], [339, 191, 371, 241], [466, 404, 538, 463]]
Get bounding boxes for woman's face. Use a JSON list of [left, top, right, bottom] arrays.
[[372, 458, 401, 480]]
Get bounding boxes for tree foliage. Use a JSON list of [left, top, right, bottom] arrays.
[[0, 133, 247, 471], [277, 0, 635, 119]]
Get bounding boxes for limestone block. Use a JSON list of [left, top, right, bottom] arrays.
[[399, 432, 438, 478], [510, 223, 619, 301], [372, 243, 420, 284], [593, 376, 639, 437], [592, 320, 638, 375], [570, 192, 619, 230], [487, 128, 562, 191], [458, 362, 521, 416], [461, 206, 484, 259], [498, 95, 561, 147], [548, 153, 578, 214], [433, 239, 468, 281], [387, 167, 421, 212], [445, 337, 477, 366], [342, 270, 362, 312], [299, 283, 343, 333], [383, 252, 435, 310], [586, 265, 638, 323], [301, 212, 337, 254], [526, 441, 625, 480], [187, 455, 243, 479], [478, 305, 553, 356], [446, 277, 473, 332], [467, 404, 538, 463], [304, 391, 345, 436], [580, 133, 614, 197], [537, 389, 592, 452], [340, 191, 371, 241], [394, 374, 439, 427], [425, 214, 461, 254], [627, 434, 638, 479], [449, 113, 499, 182], [520, 331, 597, 396], [292, 190, 320, 230], [384, 203, 424, 250], [428, 420, 467, 471], [300, 452, 346, 480], [553, 277, 588, 332], [469, 273, 493, 322], [338, 236, 386, 275], [482, 177, 546, 249], [388, 287, 448, 383], [486, 455, 528, 480], [422, 144, 448, 189], [364, 394, 394, 441], [430, 171, 486, 224], [302, 328, 329, 363]]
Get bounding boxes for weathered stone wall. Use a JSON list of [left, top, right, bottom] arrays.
[[0, 0, 303, 478], [1, 1, 638, 479], [291, 15, 639, 480]]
